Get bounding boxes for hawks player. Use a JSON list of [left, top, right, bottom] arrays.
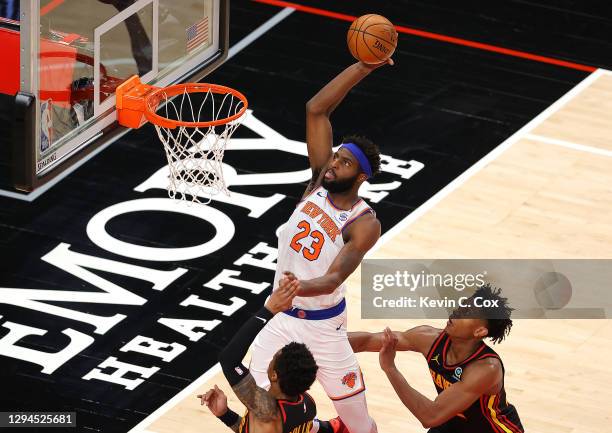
[[350, 284, 524, 433], [249, 59, 393, 433], [199, 280, 318, 433]]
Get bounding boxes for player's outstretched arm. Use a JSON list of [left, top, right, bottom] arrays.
[[378, 328, 502, 428], [216, 282, 299, 426], [349, 325, 440, 354], [303, 60, 392, 197]]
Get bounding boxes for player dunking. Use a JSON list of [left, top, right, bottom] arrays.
[[350, 284, 525, 433], [249, 59, 393, 433]]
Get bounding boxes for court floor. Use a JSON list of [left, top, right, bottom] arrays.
[[2, 2, 611, 432], [139, 70, 612, 433]]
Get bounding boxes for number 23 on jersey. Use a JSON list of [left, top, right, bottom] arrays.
[[290, 220, 325, 261]]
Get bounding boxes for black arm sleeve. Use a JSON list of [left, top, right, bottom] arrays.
[[219, 306, 274, 386], [218, 408, 240, 427]]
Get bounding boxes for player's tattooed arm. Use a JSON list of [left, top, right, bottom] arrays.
[[217, 283, 297, 426], [232, 374, 280, 423]]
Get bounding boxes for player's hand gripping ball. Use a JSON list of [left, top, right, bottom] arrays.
[[347, 14, 398, 64]]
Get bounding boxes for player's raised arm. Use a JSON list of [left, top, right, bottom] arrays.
[[303, 60, 391, 197], [210, 281, 299, 428]]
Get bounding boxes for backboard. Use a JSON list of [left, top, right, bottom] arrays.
[[0, 0, 229, 193]]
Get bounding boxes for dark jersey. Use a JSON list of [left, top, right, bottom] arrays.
[[426, 332, 524, 433], [238, 392, 316, 433]]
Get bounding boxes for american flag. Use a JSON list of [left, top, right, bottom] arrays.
[[186, 17, 210, 52]]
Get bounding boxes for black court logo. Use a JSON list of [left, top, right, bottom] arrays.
[[0, 109, 425, 432]]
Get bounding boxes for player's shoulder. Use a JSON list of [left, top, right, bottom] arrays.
[[463, 355, 503, 393], [354, 209, 380, 226], [464, 349, 503, 381], [343, 211, 380, 246], [404, 325, 443, 355], [409, 324, 443, 336], [471, 353, 502, 372], [347, 207, 380, 229]]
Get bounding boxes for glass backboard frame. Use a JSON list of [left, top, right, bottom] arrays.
[[12, 0, 229, 192], [94, 0, 158, 118]]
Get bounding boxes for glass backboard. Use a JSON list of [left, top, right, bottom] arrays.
[[0, 0, 228, 193]]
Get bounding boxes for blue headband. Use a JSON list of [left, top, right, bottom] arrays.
[[340, 143, 372, 178]]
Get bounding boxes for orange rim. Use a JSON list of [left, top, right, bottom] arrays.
[[144, 83, 248, 129]]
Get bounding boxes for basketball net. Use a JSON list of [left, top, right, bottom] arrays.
[[151, 89, 245, 203], [116, 76, 248, 204]]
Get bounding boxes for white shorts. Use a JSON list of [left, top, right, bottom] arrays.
[[249, 308, 365, 400]]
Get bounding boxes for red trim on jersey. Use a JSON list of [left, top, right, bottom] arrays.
[[426, 331, 445, 361], [501, 415, 523, 432], [277, 394, 306, 424], [277, 403, 287, 423], [478, 353, 501, 361], [495, 394, 523, 433], [480, 396, 504, 433], [278, 394, 304, 405], [442, 337, 486, 369], [501, 414, 522, 433], [493, 394, 519, 433], [277, 394, 304, 423]]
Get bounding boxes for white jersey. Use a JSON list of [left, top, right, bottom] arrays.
[[273, 186, 374, 310]]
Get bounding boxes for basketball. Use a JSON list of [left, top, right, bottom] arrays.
[[347, 14, 398, 64]]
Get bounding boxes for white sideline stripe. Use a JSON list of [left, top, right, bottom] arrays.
[[128, 364, 222, 433], [525, 133, 612, 158], [127, 8, 295, 433], [0, 7, 295, 202], [368, 68, 606, 254]]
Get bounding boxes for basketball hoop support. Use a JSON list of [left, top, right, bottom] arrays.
[[116, 75, 156, 129]]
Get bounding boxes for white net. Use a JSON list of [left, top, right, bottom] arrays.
[[149, 87, 246, 203]]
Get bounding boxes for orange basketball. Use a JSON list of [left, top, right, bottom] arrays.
[[347, 14, 398, 64]]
